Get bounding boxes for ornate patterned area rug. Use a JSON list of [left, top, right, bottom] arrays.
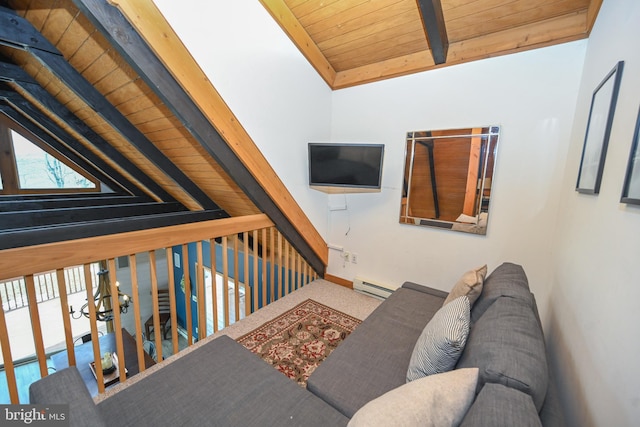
[[237, 299, 361, 386]]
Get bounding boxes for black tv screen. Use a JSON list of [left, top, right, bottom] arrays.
[[308, 143, 384, 189]]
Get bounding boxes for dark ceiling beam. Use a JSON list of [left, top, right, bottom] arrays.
[[74, 0, 325, 275], [0, 60, 174, 202], [0, 192, 122, 201], [0, 209, 227, 251], [416, 0, 448, 65], [0, 201, 187, 230], [0, 100, 133, 196], [0, 7, 220, 211], [0, 195, 149, 212]]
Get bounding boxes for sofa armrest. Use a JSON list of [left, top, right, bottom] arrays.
[[401, 281, 449, 298], [460, 383, 542, 427], [29, 366, 107, 427]]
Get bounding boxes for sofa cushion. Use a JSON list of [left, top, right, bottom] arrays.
[[460, 383, 542, 427], [29, 366, 107, 427], [307, 286, 446, 417], [97, 335, 349, 427], [456, 297, 548, 411], [471, 262, 534, 323], [348, 368, 479, 427], [539, 366, 566, 427], [406, 296, 470, 381], [443, 265, 487, 307]]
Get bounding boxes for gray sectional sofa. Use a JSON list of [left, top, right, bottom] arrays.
[[30, 262, 562, 426]]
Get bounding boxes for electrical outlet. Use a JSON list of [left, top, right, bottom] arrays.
[[343, 251, 351, 263], [351, 253, 358, 264]]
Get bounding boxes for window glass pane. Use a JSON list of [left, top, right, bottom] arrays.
[[12, 131, 95, 189]]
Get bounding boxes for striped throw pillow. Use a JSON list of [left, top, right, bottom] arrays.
[[406, 296, 471, 382]]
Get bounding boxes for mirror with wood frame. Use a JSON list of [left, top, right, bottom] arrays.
[[400, 126, 499, 235]]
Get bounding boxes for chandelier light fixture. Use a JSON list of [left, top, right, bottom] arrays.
[[70, 260, 131, 322]]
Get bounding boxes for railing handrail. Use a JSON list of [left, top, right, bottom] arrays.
[[0, 214, 274, 281]]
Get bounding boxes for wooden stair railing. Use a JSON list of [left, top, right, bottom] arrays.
[[0, 214, 320, 403]]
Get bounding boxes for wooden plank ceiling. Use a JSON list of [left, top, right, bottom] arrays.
[[0, 0, 328, 273], [261, 0, 602, 89], [1, 0, 257, 216]]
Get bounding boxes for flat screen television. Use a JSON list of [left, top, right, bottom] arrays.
[[308, 143, 384, 192]]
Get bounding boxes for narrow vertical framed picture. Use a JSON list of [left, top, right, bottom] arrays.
[[576, 61, 624, 194], [621, 106, 640, 205]]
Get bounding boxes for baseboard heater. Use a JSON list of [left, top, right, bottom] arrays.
[[353, 277, 395, 300]]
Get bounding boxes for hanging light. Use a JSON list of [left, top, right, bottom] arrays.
[[70, 260, 131, 322]]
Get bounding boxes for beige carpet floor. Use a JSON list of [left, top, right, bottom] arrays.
[[95, 279, 381, 402]]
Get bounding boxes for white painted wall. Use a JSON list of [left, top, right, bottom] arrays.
[[327, 42, 586, 325], [153, 0, 332, 234], [549, 0, 640, 425], [153, 1, 640, 424]]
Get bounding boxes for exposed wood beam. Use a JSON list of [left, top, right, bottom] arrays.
[[0, 122, 19, 191], [258, 0, 336, 88], [334, 11, 588, 89], [586, 0, 604, 32], [416, 0, 449, 65], [0, 7, 219, 212], [0, 192, 126, 201], [334, 50, 435, 89], [445, 11, 588, 64], [0, 101, 133, 196], [75, 0, 327, 275], [0, 209, 227, 251], [0, 195, 148, 212], [0, 201, 186, 230], [0, 60, 173, 202]]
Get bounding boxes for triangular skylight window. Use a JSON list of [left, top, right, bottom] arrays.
[[4, 129, 98, 192]]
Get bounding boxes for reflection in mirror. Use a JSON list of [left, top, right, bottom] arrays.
[[400, 126, 499, 235]]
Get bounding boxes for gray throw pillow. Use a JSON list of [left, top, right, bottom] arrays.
[[406, 296, 470, 382]]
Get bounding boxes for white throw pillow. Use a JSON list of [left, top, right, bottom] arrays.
[[348, 368, 479, 427], [443, 265, 487, 307], [406, 296, 470, 382]]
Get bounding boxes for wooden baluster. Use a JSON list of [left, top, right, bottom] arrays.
[[56, 268, 75, 366], [222, 236, 229, 328], [0, 290, 19, 403], [252, 229, 258, 313], [261, 228, 267, 309], [293, 246, 298, 289], [276, 231, 283, 300], [305, 263, 310, 286], [196, 242, 206, 340], [165, 248, 179, 355], [297, 253, 303, 290], [269, 228, 275, 303], [284, 239, 290, 296], [233, 235, 240, 322], [182, 244, 193, 346], [84, 263, 104, 394], [129, 254, 146, 373], [209, 239, 218, 333], [108, 258, 126, 383], [243, 231, 250, 318], [24, 275, 47, 378], [149, 252, 163, 362]]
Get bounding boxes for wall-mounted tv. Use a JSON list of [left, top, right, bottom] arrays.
[[308, 143, 384, 193]]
